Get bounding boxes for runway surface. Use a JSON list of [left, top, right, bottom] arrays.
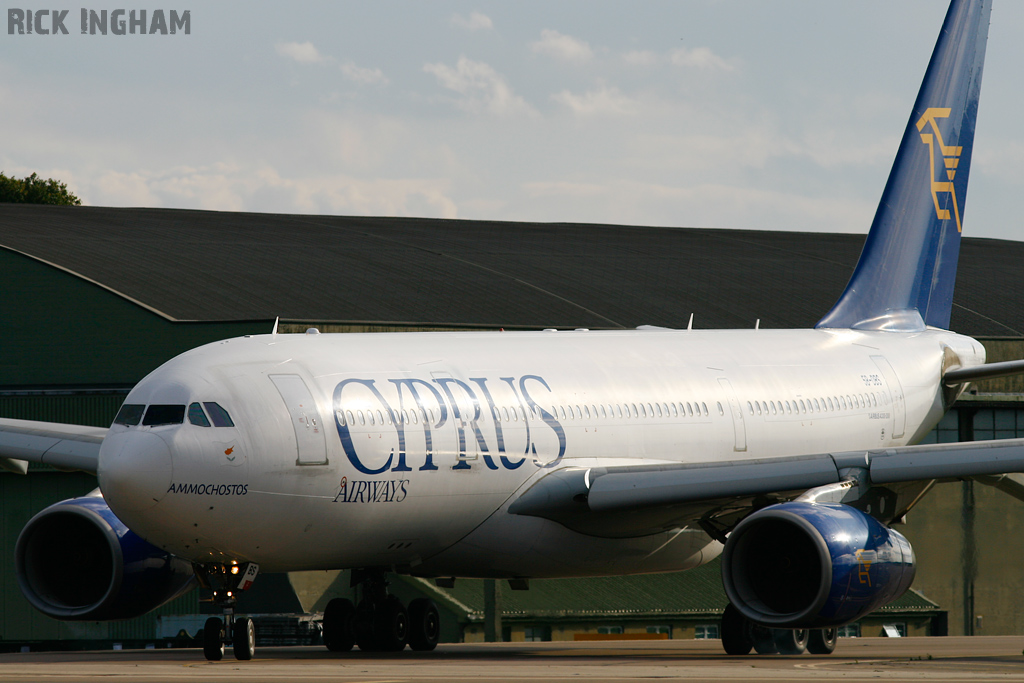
[[2, 637, 1023, 682]]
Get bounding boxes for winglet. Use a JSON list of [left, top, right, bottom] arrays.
[[817, 0, 991, 331]]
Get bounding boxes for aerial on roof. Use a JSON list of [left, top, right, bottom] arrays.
[[1, 204, 1022, 335]]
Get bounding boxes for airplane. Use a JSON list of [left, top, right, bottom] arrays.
[[2, 0, 1021, 662]]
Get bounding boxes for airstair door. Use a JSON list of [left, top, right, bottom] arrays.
[[270, 374, 328, 465]]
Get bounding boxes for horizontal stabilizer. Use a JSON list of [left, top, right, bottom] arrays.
[[944, 358, 1024, 385], [0, 418, 106, 474]]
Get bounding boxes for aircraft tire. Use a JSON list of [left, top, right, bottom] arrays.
[[354, 599, 379, 652], [773, 628, 808, 655], [408, 598, 440, 651], [807, 628, 838, 655], [751, 623, 778, 654], [203, 617, 225, 661], [323, 598, 356, 652], [720, 604, 752, 655], [233, 617, 256, 660], [374, 596, 409, 652]]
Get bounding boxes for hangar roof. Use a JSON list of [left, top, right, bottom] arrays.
[[1, 204, 1022, 335]]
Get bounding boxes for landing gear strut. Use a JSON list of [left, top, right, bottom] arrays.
[[321, 569, 440, 653], [195, 562, 260, 661], [720, 603, 835, 657]]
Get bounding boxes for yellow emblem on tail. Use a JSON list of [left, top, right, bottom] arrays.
[[916, 107, 963, 232]]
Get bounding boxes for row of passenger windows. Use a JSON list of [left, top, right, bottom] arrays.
[[338, 401, 713, 428], [115, 402, 234, 428], [745, 391, 889, 417]]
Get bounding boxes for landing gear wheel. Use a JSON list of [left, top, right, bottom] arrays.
[[203, 617, 225, 661], [374, 596, 410, 652], [773, 628, 808, 655], [233, 617, 256, 660], [323, 598, 356, 652], [408, 598, 440, 651], [720, 604, 752, 655], [807, 628, 838, 655], [354, 599, 379, 652], [751, 623, 778, 654]]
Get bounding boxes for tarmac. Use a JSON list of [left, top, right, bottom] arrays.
[[1, 637, 1023, 682]]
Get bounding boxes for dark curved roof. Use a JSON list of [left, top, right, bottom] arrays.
[[1, 204, 1021, 335]]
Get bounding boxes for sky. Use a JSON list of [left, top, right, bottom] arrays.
[[2, 1, 1023, 240]]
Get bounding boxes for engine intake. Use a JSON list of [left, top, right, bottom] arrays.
[[721, 501, 915, 628], [16, 495, 194, 621]]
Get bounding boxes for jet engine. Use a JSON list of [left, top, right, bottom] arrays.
[[721, 501, 915, 628], [15, 495, 194, 621]]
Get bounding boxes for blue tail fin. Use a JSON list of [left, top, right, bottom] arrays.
[[816, 0, 990, 331]]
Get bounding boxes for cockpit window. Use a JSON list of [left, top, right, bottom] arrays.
[[203, 402, 235, 427], [114, 404, 145, 426], [188, 402, 211, 427], [142, 404, 186, 426]]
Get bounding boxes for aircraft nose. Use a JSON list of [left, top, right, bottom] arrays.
[[98, 430, 173, 513]]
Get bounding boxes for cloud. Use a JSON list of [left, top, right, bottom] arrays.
[[669, 46, 735, 71], [339, 61, 388, 86], [450, 11, 493, 31], [623, 50, 658, 67], [423, 57, 536, 117], [275, 41, 325, 64], [530, 29, 593, 64], [552, 86, 639, 117]]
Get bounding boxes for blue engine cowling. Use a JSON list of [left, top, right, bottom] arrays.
[[15, 495, 195, 621], [721, 501, 915, 628]]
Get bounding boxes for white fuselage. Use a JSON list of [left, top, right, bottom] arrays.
[[96, 326, 984, 577]]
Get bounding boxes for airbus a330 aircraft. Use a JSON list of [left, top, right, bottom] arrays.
[[2, 0, 1022, 662]]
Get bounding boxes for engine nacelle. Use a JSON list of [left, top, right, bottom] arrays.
[[721, 501, 915, 628], [15, 495, 194, 621]]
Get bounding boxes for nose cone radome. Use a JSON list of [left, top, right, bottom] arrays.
[[98, 431, 173, 515]]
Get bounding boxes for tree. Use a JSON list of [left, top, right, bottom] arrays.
[[0, 172, 82, 205]]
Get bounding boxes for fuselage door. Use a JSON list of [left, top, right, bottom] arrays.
[[269, 373, 328, 465], [717, 377, 747, 452], [871, 356, 907, 439]]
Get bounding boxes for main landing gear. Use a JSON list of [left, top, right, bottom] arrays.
[[322, 569, 440, 653], [195, 562, 261, 662], [721, 604, 837, 656]]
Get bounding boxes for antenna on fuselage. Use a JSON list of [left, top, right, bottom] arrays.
[[687, 313, 693, 331], [272, 316, 279, 337], [755, 319, 760, 330]]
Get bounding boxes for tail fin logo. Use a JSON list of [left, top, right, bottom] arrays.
[[916, 107, 963, 232]]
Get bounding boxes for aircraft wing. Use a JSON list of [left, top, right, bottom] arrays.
[[509, 438, 1024, 537], [0, 418, 106, 475]]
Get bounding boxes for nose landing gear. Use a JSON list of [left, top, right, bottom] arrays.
[[195, 562, 260, 661], [322, 569, 440, 653]]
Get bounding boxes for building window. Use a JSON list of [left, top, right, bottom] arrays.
[[597, 626, 623, 635], [647, 625, 671, 638], [694, 624, 719, 639], [524, 626, 551, 642], [837, 623, 860, 638]]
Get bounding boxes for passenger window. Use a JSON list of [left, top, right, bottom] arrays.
[[671, 403, 678, 418], [368, 411, 375, 426], [142, 404, 186, 426], [584, 405, 591, 419], [336, 410, 347, 427], [615, 405, 623, 418], [799, 399, 806, 413], [747, 401, 754, 415], [203, 402, 235, 428], [770, 402, 777, 415], [631, 403, 639, 418], [114, 403, 145, 426], [358, 410, 365, 426], [717, 402, 724, 416], [188, 403, 211, 427], [701, 402, 709, 416], [600, 405, 608, 419]]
